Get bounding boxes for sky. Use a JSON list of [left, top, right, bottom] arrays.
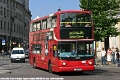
[[29, 0, 80, 20]]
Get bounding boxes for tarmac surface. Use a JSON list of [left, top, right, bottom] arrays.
[[0, 56, 11, 74], [0, 56, 119, 74]]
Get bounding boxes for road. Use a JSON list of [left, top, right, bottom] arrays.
[[0, 58, 120, 80]]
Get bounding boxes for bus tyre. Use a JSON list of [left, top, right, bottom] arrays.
[[48, 62, 53, 73]]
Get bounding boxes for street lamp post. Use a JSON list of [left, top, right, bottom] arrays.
[[23, 22, 26, 48], [9, 16, 14, 50]]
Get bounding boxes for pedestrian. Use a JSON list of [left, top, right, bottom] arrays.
[[115, 47, 120, 67], [111, 47, 116, 64], [7, 50, 11, 58], [106, 48, 112, 65], [1, 49, 4, 58], [101, 48, 107, 66]]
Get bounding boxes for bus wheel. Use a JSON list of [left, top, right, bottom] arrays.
[[33, 59, 36, 68], [48, 62, 53, 73]]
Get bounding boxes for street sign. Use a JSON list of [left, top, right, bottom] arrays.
[[2, 39, 5, 45], [2, 39, 5, 43]]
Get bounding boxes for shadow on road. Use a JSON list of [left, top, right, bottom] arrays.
[[53, 69, 108, 76], [55, 68, 120, 76], [32, 66, 110, 76]]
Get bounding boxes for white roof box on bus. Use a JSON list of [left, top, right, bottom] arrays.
[[49, 13, 54, 17]]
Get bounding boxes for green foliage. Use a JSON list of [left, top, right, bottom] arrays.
[[79, 0, 120, 41]]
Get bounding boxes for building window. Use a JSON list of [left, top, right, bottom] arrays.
[[8, 22, 9, 31], [14, 12, 15, 17], [17, 24, 18, 33], [7, 0, 8, 4], [4, 21, 6, 30], [13, 2, 15, 7], [0, 7, 2, 15], [19, 25, 20, 33], [14, 23, 15, 32], [4, 8, 6, 17], [16, 3, 18, 8], [3, 0, 5, 3], [7, 9, 9, 17], [16, 13, 18, 19], [10, 10, 12, 15], [1, 20, 2, 30]]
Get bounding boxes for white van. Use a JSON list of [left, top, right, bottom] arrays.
[[10, 47, 25, 63]]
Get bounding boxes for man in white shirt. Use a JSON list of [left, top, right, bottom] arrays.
[[101, 48, 107, 66]]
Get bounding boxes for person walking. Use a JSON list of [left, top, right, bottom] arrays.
[[107, 48, 112, 65], [115, 47, 120, 67], [1, 49, 4, 59], [101, 48, 107, 66], [111, 47, 116, 64]]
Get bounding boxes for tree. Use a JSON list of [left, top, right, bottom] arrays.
[[79, 0, 120, 41]]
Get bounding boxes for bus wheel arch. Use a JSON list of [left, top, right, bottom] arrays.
[[48, 60, 53, 73]]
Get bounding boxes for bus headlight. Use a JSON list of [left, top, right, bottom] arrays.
[[62, 62, 66, 65], [88, 61, 92, 65]]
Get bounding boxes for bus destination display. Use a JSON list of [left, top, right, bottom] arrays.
[[60, 28, 92, 39]]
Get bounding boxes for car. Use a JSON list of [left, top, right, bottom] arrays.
[[25, 49, 29, 58], [10, 47, 25, 63]]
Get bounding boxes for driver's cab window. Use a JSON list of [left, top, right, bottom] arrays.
[[77, 43, 86, 55], [58, 45, 65, 53], [86, 43, 94, 55]]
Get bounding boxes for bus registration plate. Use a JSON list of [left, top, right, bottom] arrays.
[[74, 68, 82, 71]]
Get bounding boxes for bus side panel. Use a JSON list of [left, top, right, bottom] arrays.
[[29, 43, 34, 66], [38, 41, 47, 69], [36, 53, 42, 68]]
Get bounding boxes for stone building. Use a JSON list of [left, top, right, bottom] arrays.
[[0, 0, 31, 51]]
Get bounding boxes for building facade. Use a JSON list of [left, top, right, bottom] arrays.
[[0, 0, 31, 51]]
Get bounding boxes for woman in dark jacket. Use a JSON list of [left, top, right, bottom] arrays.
[[116, 47, 119, 67]]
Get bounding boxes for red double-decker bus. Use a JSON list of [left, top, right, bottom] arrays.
[[29, 9, 95, 73]]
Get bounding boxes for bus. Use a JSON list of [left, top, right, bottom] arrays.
[[29, 9, 95, 73]]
